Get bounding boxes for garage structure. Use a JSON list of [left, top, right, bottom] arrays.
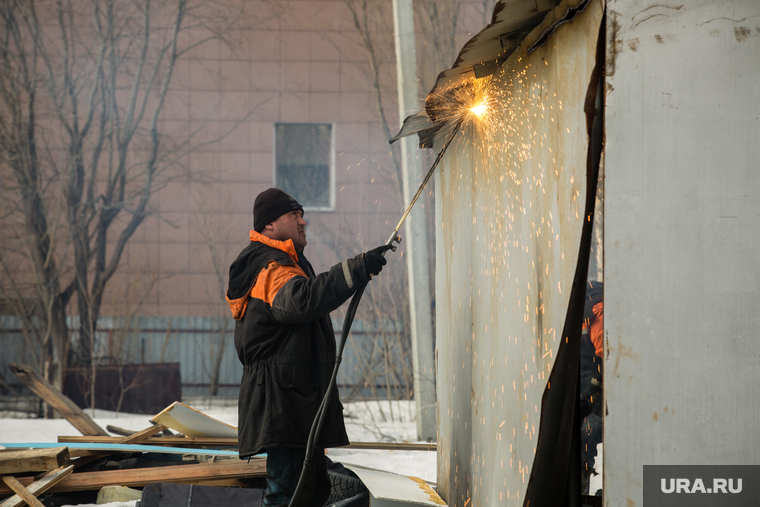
[[413, 0, 760, 505]]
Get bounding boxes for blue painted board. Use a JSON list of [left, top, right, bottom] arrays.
[[0, 442, 265, 458]]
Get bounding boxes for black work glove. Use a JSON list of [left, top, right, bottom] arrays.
[[363, 244, 394, 276], [579, 374, 603, 419]]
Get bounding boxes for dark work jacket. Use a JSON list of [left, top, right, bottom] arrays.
[[226, 230, 369, 458]]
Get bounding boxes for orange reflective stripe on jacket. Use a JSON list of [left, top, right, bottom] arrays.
[[251, 261, 306, 305], [589, 301, 603, 358]]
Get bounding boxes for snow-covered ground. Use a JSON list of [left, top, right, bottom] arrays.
[[0, 398, 437, 485]]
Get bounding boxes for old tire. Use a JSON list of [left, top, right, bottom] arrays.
[[326, 468, 368, 505]]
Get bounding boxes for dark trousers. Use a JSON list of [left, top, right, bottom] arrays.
[[580, 333, 603, 494], [263, 446, 330, 507]]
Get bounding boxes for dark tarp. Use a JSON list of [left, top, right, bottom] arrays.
[[522, 15, 605, 507], [141, 483, 263, 507]]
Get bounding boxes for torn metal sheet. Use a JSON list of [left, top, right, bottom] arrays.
[[151, 402, 237, 438], [344, 465, 445, 506], [527, 0, 593, 53], [389, 112, 433, 143], [388, 111, 441, 149], [433, 0, 604, 504], [424, 0, 569, 119]]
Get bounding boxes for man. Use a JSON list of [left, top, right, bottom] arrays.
[[226, 188, 392, 507], [579, 280, 603, 495]]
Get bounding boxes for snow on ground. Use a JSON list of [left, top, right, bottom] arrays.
[[0, 397, 437, 488], [334, 400, 436, 483]]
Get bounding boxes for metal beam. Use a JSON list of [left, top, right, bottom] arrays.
[[392, 0, 436, 441]]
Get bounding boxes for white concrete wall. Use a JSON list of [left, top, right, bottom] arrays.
[[605, 0, 760, 505]]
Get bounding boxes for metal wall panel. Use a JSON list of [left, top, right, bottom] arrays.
[[0, 317, 41, 396], [605, 1, 760, 505], [1, 316, 406, 402], [435, 1, 603, 504]]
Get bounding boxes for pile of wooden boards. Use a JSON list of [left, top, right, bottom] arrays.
[[1, 363, 436, 507], [0, 446, 266, 501], [1, 364, 267, 507], [0, 416, 269, 505], [0, 448, 73, 507]]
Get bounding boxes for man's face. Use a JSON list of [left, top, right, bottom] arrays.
[[267, 210, 307, 251]]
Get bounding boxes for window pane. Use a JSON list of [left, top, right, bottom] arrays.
[[278, 164, 330, 208], [275, 123, 332, 208]]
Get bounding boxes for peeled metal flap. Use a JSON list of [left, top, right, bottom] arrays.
[[344, 465, 445, 506], [389, 111, 436, 145], [151, 401, 238, 438], [425, 0, 559, 119]]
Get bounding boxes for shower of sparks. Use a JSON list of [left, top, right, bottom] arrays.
[[432, 54, 600, 493], [430, 26, 608, 502]]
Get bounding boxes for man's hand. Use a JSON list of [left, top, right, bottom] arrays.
[[579, 375, 603, 419], [363, 244, 394, 276]]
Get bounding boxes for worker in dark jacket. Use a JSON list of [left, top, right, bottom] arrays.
[[226, 188, 392, 507], [580, 280, 603, 495]]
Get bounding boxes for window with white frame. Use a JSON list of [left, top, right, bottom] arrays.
[[274, 123, 334, 210]]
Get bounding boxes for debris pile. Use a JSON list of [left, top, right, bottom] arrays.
[[1, 364, 442, 507]]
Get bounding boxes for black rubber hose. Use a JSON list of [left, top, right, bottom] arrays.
[[288, 281, 368, 507], [286, 114, 463, 507]]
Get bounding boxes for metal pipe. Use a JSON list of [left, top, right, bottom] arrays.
[[385, 117, 464, 247]]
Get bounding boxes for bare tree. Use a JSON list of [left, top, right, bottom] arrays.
[[339, 0, 404, 200], [327, 0, 480, 404], [416, 0, 500, 94], [311, 213, 414, 422], [415, 0, 463, 95], [0, 0, 278, 400], [191, 182, 236, 398]]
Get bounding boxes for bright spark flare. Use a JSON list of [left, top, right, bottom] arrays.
[[470, 101, 488, 117]]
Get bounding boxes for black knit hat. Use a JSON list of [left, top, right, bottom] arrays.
[[253, 188, 303, 232]]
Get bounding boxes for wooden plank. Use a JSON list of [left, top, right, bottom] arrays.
[[70, 455, 108, 470], [0, 476, 45, 507], [0, 466, 73, 507], [106, 425, 174, 437], [182, 479, 248, 488], [67, 450, 116, 458], [58, 436, 238, 447], [345, 442, 437, 452], [1, 443, 237, 458], [104, 426, 132, 437], [57, 436, 438, 452], [117, 424, 166, 445], [8, 364, 107, 437], [0, 448, 69, 475], [0, 460, 265, 495]]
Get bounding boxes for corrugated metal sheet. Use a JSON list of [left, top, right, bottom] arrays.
[[425, 0, 561, 108], [395, 1, 599, 158], [0, 316, 408, 402], [433, 0, 603, 504], [63, 363, 181, 414], [0, 317, 41, 396], [604, 1, 760, 505]]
